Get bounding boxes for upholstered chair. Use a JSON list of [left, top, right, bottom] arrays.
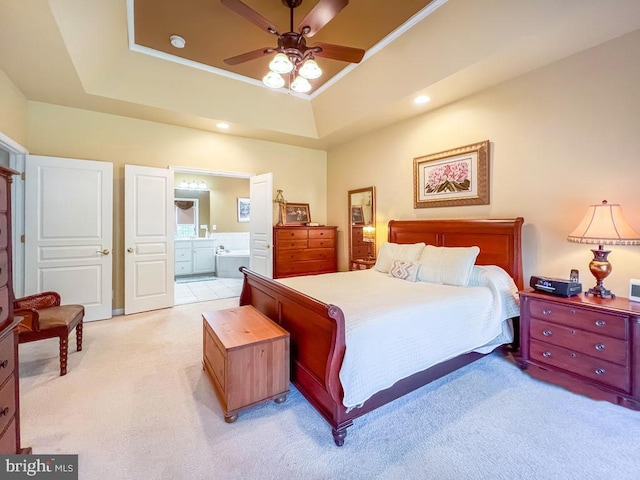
[[14, 291, 84, 376]]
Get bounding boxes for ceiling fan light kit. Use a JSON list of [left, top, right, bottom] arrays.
[[221, 0, 364, 93]]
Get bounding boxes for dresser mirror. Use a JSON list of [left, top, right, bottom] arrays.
[[348, 186, 376, 269]]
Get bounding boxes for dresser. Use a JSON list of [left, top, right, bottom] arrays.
[[202, 306, 289, 423], [0, 166, 28, 453], [350, 226, 374, 260], [273, 226, 338, 279], [518, 289, 640, 411]]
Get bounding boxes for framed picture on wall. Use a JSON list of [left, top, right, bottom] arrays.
[[281, 203, 311, 225], [413, 140, 490, 208], [237, 197, 250, 222]]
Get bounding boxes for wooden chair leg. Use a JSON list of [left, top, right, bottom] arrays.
[[76, 322, 83, 352], [59, 335, 69, 376]]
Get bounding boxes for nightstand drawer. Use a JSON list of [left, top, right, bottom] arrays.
[[530, 339, 630, 392], [0, 375, 15, 435], [530, 318, 628, 365], [528, 299, 628, 339]]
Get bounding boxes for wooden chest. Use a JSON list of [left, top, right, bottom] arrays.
[[273, 226, 338, 278], [518, 289, 640, 410], [202, 305, 290, 423]]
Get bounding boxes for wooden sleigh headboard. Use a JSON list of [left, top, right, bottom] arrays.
[[387, 218, 524, 290]]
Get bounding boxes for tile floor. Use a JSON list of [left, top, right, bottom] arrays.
[[174, 277, 243, 305]]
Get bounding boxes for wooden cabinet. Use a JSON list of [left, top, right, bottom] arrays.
[[518, 289, 640, 410], [273, 226, 338, 279], [175, 239, 216, 276], [202, 306, 289, 423], [0, 166, 28, 454]]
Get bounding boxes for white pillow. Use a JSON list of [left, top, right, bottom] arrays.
[[388, 260, 420, 282], [417, 245, 480, 286], [374, 242, 426, 273]]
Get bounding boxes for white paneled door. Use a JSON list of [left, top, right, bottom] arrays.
[[249, 173, 273, 278], [25, 155, 113, 321], [124, 165, 174, 315]]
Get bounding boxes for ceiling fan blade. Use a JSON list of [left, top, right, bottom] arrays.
[[298, 0, 348, 37], [220, 0, 279, 35], [223, 47, 275, 66], [313, 42, 365, 63]]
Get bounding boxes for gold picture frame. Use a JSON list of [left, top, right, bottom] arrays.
[[280, 203, 311, 225], [413, 140, 490, 208]]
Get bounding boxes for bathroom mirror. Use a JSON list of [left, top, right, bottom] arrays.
[[348, 186, 376, 270]]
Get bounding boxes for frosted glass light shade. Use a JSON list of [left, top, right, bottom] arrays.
[[298, 59, 322, 79], [263, 71, 285, 89], [291, 76, 311, 93], [567, 200, 640, 246], [269, 53, 294, 74]]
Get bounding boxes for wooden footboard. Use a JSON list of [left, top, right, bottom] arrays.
[[238, 268, 348, 431]]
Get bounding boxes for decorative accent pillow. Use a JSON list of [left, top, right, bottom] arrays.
[[388, 260, 420, 282], [417, 245, 480, 286], [373, 242, 426, 273]]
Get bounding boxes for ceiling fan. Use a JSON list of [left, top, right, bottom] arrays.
[[220, 0, 366, 91]]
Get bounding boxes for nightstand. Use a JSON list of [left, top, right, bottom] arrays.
[[350, 258, 376, 271], [518, 289, 640, 410], [203, 306, 290, 423]]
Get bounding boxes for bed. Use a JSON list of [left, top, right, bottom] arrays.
[[239, 218, 524, 445]]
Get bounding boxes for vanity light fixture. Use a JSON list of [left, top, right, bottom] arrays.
[[216, 122, 230, 129], [414, 95, 430, 105]]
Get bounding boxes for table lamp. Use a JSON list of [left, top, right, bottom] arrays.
[[567, 200, 640, 298]]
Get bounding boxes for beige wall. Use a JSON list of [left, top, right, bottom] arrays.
[[0, 68, 28, 146], [174, 173, 250, 234], [26, 103, 327, 309], [327, 29, 640, 297]]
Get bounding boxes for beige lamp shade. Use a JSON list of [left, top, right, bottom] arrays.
[[567, 200, 640, 246]]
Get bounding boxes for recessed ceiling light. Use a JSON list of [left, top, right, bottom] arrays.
[[216, 122, 230, 129], [170, 35, 186, 49], [414, 95, 430, 104]]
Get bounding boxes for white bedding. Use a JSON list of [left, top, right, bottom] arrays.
[[277, 266, 519, 410]]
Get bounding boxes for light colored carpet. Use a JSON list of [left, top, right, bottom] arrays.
[[18, 298, 640, 480]]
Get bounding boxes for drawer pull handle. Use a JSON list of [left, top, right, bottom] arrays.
[[595, 343, 606, 351], [595, 368, 605, 375], [0, 407, 8, 416], [542, 309, 551, 316], [542, 330, 552, 336], [570, 352, 577, 358], [570, 309, 576, 314], [595, 320, 606, 327], [542, 351, 552, 358], [0, 360, 7, 368]]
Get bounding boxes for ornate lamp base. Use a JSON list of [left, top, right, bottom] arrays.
[[585, 246, 615, 299]]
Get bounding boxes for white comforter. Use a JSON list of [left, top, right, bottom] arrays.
[[277, 266, 520, 410]]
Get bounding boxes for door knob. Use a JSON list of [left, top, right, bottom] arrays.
[[127, 248, 134, 253], [97, 249, 110, 255]]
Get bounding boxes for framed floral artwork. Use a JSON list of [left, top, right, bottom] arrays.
[[413, 140, 490, 208], [237, 197, 250, 222]]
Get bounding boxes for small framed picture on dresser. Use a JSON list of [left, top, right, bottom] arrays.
[[281, 203, 311, 225], [629, 279, 640, 302]]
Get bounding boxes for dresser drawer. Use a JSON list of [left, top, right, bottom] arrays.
[[0, 176, 6, 214], [308, 229, 335, 239], [530, 318, 627, 365], [0, 251, 7, 288], [276, 229, 308, 241], [530, 339, 629, 392], [277, 239, 308, 250], [276, 260, 336, 276], [308, 238, 335, 249], [0, 288, 8, 327], [0, 214, 6, 250], [0, 418, 16, 454], [0, 333, 15, 388], [0, 375, 15, 436], [276, 248, 334, 263], [528, 299, 627, 339]]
